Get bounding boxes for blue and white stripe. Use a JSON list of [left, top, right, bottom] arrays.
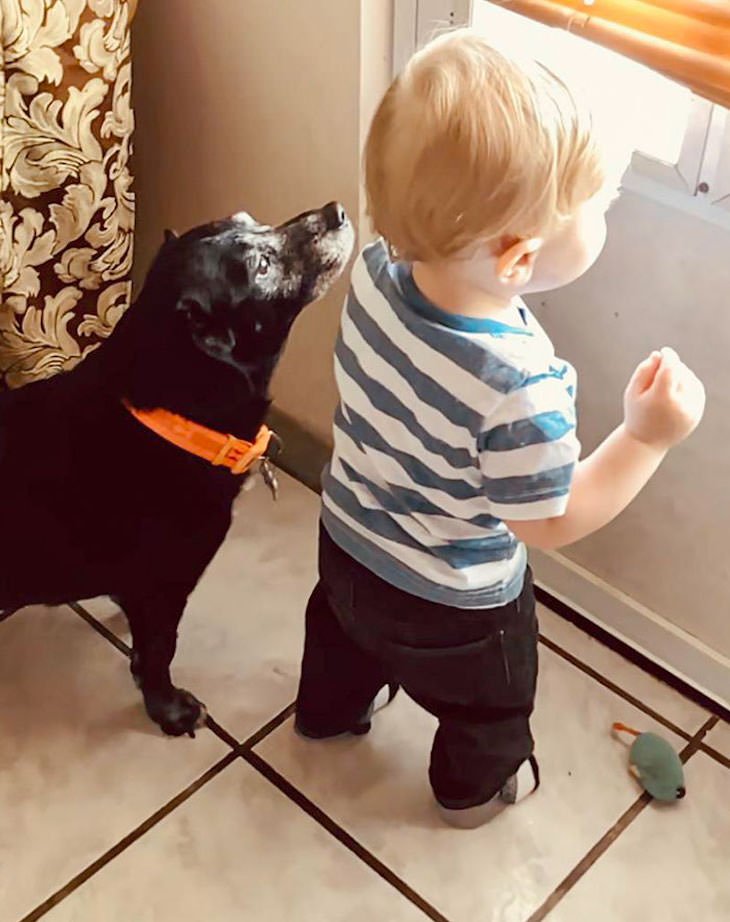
[[322, 239, 581, 609]]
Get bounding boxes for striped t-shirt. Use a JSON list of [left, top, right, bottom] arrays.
[[321, 240, 581, 609]]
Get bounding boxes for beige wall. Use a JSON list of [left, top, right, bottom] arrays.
[[131, 0, 372, 444], [526, 190, 730, 657], [131, 4, 729, 656]]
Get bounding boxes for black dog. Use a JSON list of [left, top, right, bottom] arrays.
[[0, 202, 353, 736]]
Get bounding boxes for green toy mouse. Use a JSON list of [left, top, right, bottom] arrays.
[[613, 722, 686, 802]]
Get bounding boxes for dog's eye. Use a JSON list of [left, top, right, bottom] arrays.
[[256, 254, 270, 277]]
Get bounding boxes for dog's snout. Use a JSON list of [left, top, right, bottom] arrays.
[[324, 202, 347, 231]]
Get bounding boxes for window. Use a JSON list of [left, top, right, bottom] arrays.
[[393, 0, 730, 229]]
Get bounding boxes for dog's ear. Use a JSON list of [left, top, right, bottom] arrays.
[[177, 294, 236, 360], [164, 228, 178, 243]]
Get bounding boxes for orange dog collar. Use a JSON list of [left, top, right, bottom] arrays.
[[123, 400, 273, 475]]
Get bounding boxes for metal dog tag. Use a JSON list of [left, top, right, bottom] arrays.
[[265, 430, 283, 463], [260, 458, 279, 501]]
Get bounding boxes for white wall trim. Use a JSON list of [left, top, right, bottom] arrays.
[[531, 548, 730, 710], [392, 0, 417, 76]]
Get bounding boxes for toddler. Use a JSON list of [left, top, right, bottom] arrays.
[[295, 30, 705, 827]]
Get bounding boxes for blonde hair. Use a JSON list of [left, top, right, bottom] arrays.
[[365, 29, 612, 262]]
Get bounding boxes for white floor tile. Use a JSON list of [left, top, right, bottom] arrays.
[[257, 645, 688, 922], [538, 604, 709, 736], [0, 606, 227, 922], [44, 759, 428, 922], [548, 753, 730, 922], [82, 471, 320, 740]]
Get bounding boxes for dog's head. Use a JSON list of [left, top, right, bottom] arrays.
[[141, 202, 354, 377]]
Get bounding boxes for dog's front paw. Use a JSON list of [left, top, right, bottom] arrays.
[[144, 688, 207, 737]]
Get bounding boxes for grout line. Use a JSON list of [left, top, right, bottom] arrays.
[[204, 713, 241, 749], [535, 586, 729, 723], [538, 633, 693, 742], [241, 748, 452, 922], [17, 693, 299, 921], [240, 702, 297, 751], [699, 742, 730, 770], [205, 702, 297, 753], [68, 602, 131, 655], [689, 714, 730, 770], [524, 715, 717, 922], [677, 715, 717, 761], [525, 793, 652, 922], [18, 750, 239, 922], [67, 602, 298, 761]]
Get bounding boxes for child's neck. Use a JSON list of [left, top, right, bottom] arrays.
[[412, 260, 514, 320]]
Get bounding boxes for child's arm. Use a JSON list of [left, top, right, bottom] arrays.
[[505, 348, 705, 551]]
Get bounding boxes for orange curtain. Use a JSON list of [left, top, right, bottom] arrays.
[[492, 0, 730, 107]]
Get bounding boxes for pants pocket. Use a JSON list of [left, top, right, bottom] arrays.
[[379, 623, 537, 709], [496, 620, 538, 707]]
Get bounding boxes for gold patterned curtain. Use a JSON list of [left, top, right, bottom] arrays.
[[0, 0, 136, 388]]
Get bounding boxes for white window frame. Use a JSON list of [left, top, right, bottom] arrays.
[[393, 0, 730, 231], [695, 104, 730, 212], [393, 0, 472, 76]]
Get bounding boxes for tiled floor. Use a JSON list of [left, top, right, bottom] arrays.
[[1, 471, 727, 922]]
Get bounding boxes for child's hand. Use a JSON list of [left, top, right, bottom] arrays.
[[623, 348, 706, 450]]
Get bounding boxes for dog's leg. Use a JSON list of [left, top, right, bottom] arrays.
[[120, 593, 206, 737]]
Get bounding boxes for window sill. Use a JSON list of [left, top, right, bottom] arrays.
[[621, 170, 730, 232]]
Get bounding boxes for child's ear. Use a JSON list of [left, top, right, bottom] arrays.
[[495, 237, 543, 288]]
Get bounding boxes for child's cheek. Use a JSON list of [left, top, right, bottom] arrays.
[[539, 218, 607, 290], [584, 214, 608, 270]]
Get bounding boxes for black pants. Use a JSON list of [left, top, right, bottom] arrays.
[[296, 526, 539, 809]]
